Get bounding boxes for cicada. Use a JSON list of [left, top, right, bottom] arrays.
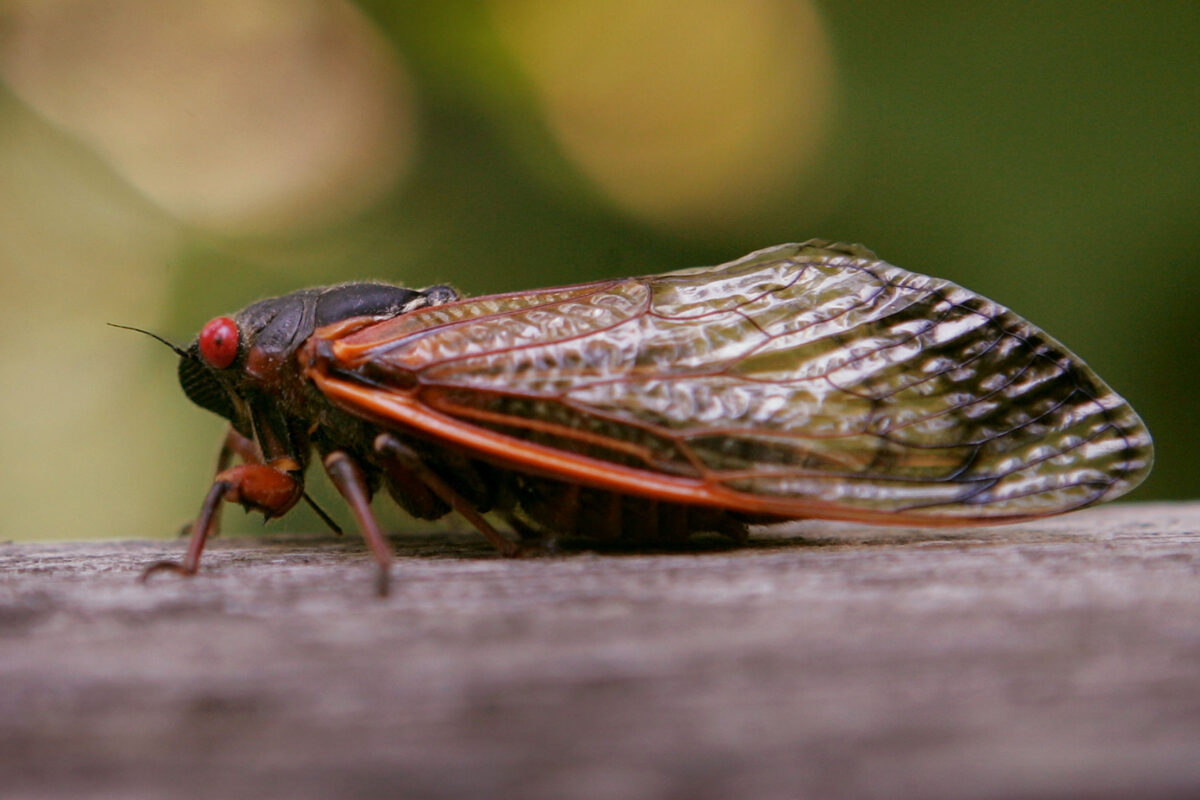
[[134, 240, 1152, 593]]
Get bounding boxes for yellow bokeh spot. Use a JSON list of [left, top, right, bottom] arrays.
[[492, 0, 836, 231], [0, 0, 415, 235]]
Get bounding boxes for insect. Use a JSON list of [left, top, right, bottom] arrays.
[[128, 240, 1152, 594]]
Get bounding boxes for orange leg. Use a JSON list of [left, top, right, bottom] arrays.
[[143, 460, 303, 581], [208, 427, 341, 536]]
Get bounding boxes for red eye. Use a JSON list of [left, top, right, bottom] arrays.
[[198, 316, 239, 369]]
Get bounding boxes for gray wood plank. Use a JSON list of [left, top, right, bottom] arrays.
[[1, 502, 1198, 800]]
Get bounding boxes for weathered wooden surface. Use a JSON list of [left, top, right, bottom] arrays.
[[2, 502, 1198, 800]]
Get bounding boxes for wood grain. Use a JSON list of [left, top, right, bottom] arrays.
[[2, 502, 1198, 800]]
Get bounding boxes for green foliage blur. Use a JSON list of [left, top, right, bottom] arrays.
[[1, 1, 1196, 541]]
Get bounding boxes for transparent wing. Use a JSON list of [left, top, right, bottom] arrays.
[[321, 241, 1153, 521]]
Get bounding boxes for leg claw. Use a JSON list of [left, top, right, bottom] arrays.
[[139, 560, 196, 583], [501, 539, 557, 558]]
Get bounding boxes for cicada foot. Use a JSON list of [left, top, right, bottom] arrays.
[[504, 539, 558, 558], [140, 480, 228, 584], [140, 464, 303, 586], [139, 559, 198, 583], [497, 513, 559, 557]]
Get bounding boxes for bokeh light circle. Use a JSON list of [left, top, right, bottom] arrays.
[[0, 0, 415, 234], [491, 0, 836, 232]]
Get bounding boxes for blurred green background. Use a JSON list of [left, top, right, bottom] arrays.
[[1, 1, 1196, 541]]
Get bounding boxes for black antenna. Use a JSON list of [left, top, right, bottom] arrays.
[[108, 323, 189, 358]]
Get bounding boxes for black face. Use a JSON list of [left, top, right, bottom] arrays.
[[178, 347, 240, 428], [177, 282, 458, 435]]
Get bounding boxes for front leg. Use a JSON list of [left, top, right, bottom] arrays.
[[197, 427, 265, 539], [208, 426, 342, 536], [142, 460, 303, 581]]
